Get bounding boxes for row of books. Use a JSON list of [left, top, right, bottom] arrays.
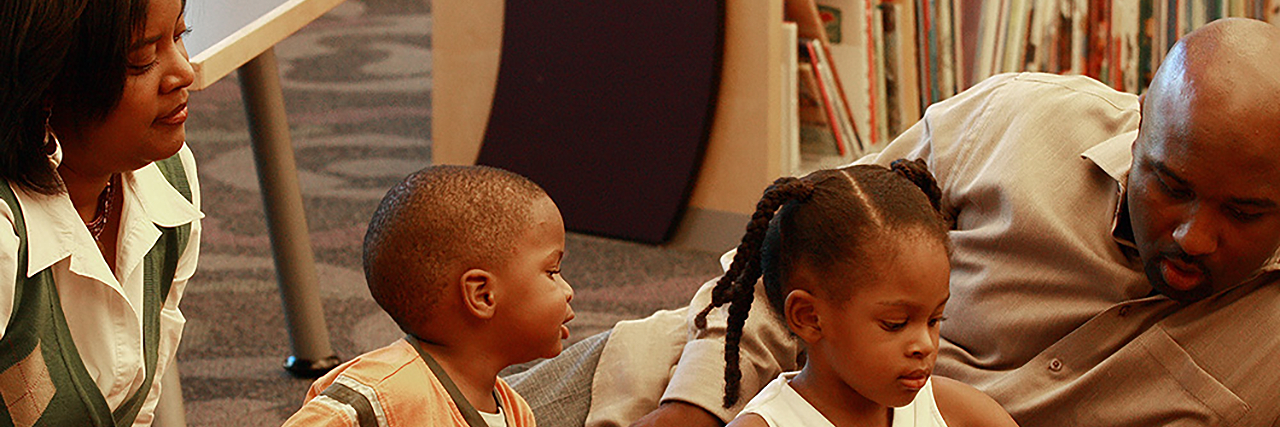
[[795, 0, 1280, 154], [969, 0, 1280, 95]]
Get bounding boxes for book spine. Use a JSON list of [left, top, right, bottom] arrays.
[[879, 1, 902, 139], [813, 40, 866, 155], [805, 40, 850, 156], [864, 0, 882, 146]]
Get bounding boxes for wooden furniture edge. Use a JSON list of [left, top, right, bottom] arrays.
[[189, 0, 347, 90]]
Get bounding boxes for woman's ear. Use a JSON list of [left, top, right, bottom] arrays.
[[785, 289, 822, 344], [460, 268, 497, 319]]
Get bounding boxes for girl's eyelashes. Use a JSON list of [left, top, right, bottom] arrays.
[[881, 320, 908, 331], [882, 315, 947, 330]]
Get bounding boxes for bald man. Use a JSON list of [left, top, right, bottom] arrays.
[[508, 18, 1280, 427]]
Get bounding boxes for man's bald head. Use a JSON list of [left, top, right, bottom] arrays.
[[1146, 18, 1280, 143], [1127, 18, 1280, 301]]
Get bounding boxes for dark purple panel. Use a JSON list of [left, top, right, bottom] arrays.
[[478, 0, 723, 244]]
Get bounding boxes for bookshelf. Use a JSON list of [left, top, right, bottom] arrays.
[[432, 0, 1280, 252], [819, 0, 1280, 145]]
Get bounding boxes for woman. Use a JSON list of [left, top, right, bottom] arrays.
[[0, 0, 201, 424]]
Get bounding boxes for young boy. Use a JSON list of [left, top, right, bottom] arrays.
[[282, 165, 575, 427]]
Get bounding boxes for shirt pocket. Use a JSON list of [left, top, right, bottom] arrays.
[[1014, 325, 1249, 426], [1127, 326, 1248, 426]]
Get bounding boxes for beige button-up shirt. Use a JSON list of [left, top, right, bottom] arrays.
[[588, 73, 1280, 426]]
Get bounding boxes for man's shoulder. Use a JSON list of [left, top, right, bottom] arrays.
[[970, 73, 1140, 116]]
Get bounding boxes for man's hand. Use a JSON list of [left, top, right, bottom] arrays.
[[629, 401, 724, 427]]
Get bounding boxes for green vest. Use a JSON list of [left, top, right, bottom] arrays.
[[0, 155, 192, 427]]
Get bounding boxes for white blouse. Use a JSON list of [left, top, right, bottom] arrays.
[[0, 143, 203, 426]]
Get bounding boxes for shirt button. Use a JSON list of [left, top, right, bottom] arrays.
[[1049, 359, 1063, 372], [1119, 306, 1131, 317]]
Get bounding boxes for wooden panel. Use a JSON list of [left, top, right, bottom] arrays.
[[687, 0, 785, 216], [431, 0, 787, 246], [478, 0, 723, 244], [431, 0, 504, 165]]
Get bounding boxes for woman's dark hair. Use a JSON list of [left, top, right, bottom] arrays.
[[694, 159, 950, 408], [1, 0, 151, 194]]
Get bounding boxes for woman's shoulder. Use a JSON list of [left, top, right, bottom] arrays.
[[931, 376, 1019, 427]]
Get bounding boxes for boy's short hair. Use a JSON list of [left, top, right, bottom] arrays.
[[363, 165, 549, 337]]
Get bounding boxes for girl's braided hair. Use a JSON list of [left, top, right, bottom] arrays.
[[694, 158, 949, 408]]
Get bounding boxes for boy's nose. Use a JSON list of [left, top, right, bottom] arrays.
[[561, 277, 574, 302]]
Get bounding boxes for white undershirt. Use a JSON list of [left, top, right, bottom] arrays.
[[478, 404, 507, 427]]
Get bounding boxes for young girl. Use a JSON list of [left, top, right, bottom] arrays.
[[694, 160, 1017, 427]]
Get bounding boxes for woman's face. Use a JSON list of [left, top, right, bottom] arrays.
[[55, 0, 193, 176]]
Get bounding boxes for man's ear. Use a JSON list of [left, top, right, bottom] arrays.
[[460, 268, 497, 319], [785, 289, 822, 344]]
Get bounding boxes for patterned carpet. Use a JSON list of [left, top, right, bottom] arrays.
[[178, 1, 724, 425]]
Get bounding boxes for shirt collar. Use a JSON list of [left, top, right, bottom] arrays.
[[18, 146, 201, 280], [1080, 130, 1139, 253], [127, 159, 202, 229]]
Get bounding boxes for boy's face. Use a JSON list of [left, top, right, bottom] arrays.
[[492, 196, 574, 362]]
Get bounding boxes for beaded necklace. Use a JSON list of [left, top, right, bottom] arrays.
[[86, 175, 117, 241]]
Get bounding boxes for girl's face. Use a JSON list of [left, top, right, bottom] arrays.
[[805, 234, 950, 409], [55, 0, 193, 176]]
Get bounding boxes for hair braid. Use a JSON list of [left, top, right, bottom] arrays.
[[689, 177, 814, 409], [721, 270, 758, 408], [890, 159, 944, 214], [695, 177, 813, 328]]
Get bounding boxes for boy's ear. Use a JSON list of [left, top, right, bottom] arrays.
[[785, 289, 823, 344], [460, 268, 498, 319]]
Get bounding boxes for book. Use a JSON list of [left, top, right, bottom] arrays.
[[871, 2, 890, 144], [816, 0, 879, 148], [800, 41, 849, 157], [1112, 0, 1140, 92], [783, 22, 802, 175], [807, 38, 865, 156], [879, 1, 904, 139]]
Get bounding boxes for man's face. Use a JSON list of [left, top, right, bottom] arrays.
[[1127, 94, 1280, 301]]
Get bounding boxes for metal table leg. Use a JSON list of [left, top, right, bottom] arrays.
[[237, 47, 341, 377]]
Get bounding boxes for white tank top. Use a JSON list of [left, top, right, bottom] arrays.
[[739, 372, 949, 427]]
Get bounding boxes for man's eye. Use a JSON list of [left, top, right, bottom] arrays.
[[1157, 176, 1192, 200], [1227, 207, 1262, 222]]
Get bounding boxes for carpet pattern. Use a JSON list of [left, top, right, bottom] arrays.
[[179, 1, 725, 425]]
